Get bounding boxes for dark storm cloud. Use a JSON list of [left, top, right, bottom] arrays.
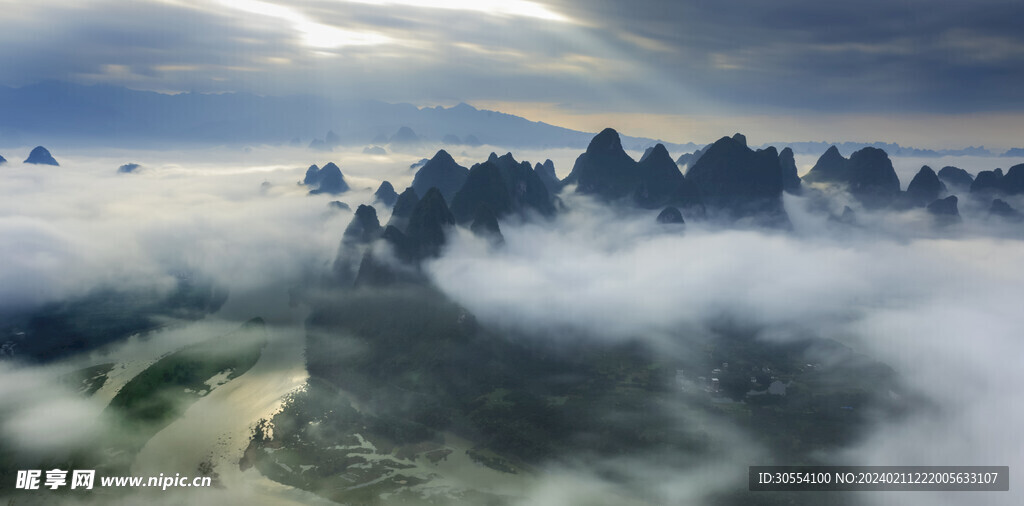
[[544, 0, 1024, 112], [0, 0, 1021, 114]]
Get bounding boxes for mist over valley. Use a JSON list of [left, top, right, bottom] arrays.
[[1, 128, 1022, 504]]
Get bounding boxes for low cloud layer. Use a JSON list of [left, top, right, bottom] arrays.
[[0, 143, 587, 313], [0, 362, 104, 457], [428, 191, 1024, 341], [2, 145, 1023, 504], [427, 191, 1024, 505], [0, 146, 376, 312]]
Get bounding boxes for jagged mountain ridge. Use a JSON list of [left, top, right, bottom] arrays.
[[336, 128, 1015, 289]]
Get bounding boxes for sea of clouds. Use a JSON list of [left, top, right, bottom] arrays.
[[1, 143, 1022, 505]]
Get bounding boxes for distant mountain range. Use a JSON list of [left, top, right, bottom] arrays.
[[0, 81, 1020, 157], [762, 141, 1006, 158], [0, 81, 692, 152]]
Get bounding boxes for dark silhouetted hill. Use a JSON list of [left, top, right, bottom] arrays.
[[937, 166, 974, 189], [24, 146, 59, 165], [307, 162, 350, 195], [656, 206, 684, 224], [374, 181, 399, 207], [411, 150, 469, 203], [904, 166, 946, 207], [685, 135, 789, 226], [804, 146, 900, 207]]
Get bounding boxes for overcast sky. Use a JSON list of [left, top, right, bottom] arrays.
[[1, 0, 1022, 147]]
